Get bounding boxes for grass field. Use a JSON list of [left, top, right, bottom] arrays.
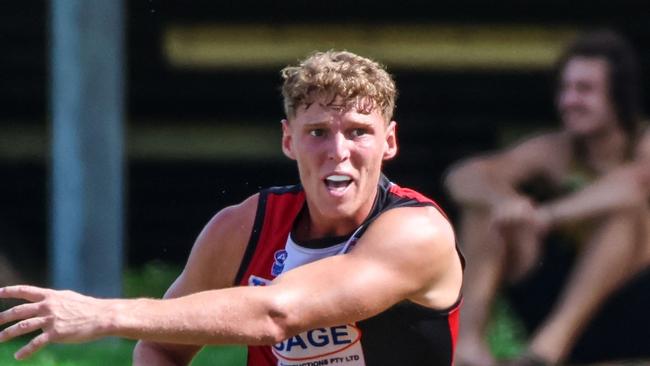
[[0, 261, 525, 365], [0, 340, 246, 366]]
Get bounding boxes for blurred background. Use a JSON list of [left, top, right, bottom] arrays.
[[1, 0, 649, 292], [1, 1, 649, 364]]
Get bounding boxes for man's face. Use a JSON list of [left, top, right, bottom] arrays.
[[281, 98, 397, 224], [557, 57, 619, 136]]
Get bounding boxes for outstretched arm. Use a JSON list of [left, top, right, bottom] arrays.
[[133, 193, 258, 365], [0, 194, 256, 363], [0, 206, 461, 361]]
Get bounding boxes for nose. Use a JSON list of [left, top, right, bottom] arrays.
[[327, 132, 350, 162], [558, 86, 580, 109]]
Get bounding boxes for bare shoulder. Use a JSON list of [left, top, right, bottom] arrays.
[[499, 130, 571, 178], [506, 130, 570, 158], [365, 205, 456, 264], [460, 130, 570, 180], [194, 193, 260, 253], [353, 206, 462, 309], [166, 193, 260, 297]]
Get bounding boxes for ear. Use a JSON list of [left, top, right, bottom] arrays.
[[383, 121, 398, 160], [281, 119, 296, 160]]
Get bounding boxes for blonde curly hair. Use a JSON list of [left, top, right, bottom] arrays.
[[281, 50, 397, 122]]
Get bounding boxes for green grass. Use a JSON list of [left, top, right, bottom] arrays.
[[123, 261, 183, 298], [1, 339, 135, 366], [487, 297, 527, 360], [0, 339, 245, 365]]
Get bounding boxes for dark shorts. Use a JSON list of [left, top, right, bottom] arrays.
[[506, 235, 650, 364]]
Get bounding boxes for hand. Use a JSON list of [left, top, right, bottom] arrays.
[[490, 196, 537, 229], [532, 205, 554, 235], [0, 285, 110, 360], [490, 199, 551, 281]]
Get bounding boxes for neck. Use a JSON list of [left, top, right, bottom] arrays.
[[294, 193, 377, 242], [577, 124, 629, 173]]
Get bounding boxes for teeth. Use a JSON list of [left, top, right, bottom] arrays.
[[326, 175, 351, 182]]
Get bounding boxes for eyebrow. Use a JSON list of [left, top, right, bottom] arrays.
[[302, 118, 375, 129], [302, 120, 331, 128]]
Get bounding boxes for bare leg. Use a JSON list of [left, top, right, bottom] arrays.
[[528, 207, 650, 363], [505, 222, 544, 284], [456, 208, 508, 366]]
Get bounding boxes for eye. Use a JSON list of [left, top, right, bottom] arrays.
[[350, 128, 368, 138], [309, 129, 325, 137]]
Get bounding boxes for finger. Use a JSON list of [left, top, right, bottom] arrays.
[[14, 331, 50, 360], [0, 303, 41, 326], [0, 285, 48, 302], [0, 317, 48, 342]]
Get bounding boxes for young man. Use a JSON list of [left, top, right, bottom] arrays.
[[0, 51, 464, 366], [446, 31, 650, 366]]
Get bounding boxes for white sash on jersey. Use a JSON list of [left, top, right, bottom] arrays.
[[271, 225, 368, 366]]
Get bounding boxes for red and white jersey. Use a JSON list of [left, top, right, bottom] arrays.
[[235, 175, 463, 366]]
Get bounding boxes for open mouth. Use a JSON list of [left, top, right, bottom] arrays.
[[324, 174, 352, 192]]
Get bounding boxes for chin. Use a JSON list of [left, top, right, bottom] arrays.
[[573, 127, 603, 138], [320, 201, 359, 220], [566, 122, 597, 136]]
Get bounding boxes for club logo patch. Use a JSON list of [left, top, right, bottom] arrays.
[[248, 275, 271, 286], [272, 249, 288, 276]]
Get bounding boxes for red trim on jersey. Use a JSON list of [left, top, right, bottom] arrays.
[[447, 300, 461, 365], [238, 190, 305, 287], [247, 345, 276, 366], [239, 189, 305, 366], [388, 183, 449, 219]]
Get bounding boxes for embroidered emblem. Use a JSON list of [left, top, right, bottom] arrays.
[[248, 275, 271, 286], [272, 249, 288, 276]]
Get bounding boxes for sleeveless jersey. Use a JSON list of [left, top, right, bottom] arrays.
[[235, 175, 462, 366]]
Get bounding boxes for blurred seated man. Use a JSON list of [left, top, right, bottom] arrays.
[[446, 30, 650, 366]]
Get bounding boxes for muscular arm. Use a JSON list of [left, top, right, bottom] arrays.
[[132, 194, 257, 365], [116, 207, 460, 343], [444, 132, 566, 209], [540, 129, 650, 226], [539, 163, 649, 226], [0, 206, 462, 360]]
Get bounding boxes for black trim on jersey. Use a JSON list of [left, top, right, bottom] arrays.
[[291, 184, 383, 249], [281, 174, 437, 250], [266, 184, 303, 195], [234, 184, 303, 285], [234, 191, 268, 285], [349, 174, 435, 241], [294, 232, 351, 249], [358, 301, 455, 366]]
